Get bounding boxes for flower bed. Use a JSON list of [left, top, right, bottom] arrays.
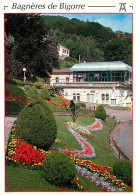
[[66, 122, 92, 136], [62, 123, 96, 159], [7, 89, 32, 103], [40, 95, 69, 108], [6, 95, 15, 102], [85, 118, 103, 131], [72, 157, 127, 191], [76, 165, 124, 191]]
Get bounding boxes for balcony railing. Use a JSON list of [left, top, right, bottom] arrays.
[[53, 82, 123, 88]]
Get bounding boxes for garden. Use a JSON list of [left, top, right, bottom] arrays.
[[5, 79, 132, 192]]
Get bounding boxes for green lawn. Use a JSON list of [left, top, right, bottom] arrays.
[[6, 165, 101, 192], [6, 115, 119, 192]]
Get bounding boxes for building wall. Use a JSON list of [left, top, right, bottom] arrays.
[[62, 87, 132, 107], [58, 44, 70, 59], [50, 73, 73, 85], [51, 70, 132, 107]]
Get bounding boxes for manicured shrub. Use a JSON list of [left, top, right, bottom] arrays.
[[113, 160, 132, 186], [41, 88, 50, 100], [15, 99, 57, 150], [27, 86, 39, 99], [24, 85, 31, 91], [43, 151, 76, 186], [95, 105, 106, 121]]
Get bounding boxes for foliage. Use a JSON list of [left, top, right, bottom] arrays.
[[15, 99, 57, 150], [5, 14, 59, 79], [113, 160, 132, 186], [27, 86, 39, 99], [24, 85, 31, 91], [41, 88, 50, 100], [42, 15, 132, 66], [43, 151, 76, 186], [58, 57, 78, 69], [79, 36, 104, 62], [95, 105, 106, 121]]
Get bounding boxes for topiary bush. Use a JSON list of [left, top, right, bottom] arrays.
[[113, 160, 132, 186], [43, 151, 76, 186], [24, 85, 31, 91], [27, 86, 39, 99], [15, 99, 57, 150], [41, 88, 50, 100], [95, 105, 106, 121]]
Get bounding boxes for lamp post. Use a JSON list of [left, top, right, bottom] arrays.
[[23, 68, 26, 83]]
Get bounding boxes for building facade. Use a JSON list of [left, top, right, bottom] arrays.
[[58, 43, 70, 59], [50, 61, 132, 107]]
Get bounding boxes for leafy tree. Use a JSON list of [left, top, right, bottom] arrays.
[[5, 14, 59, 79], [103, 38, 132, 66], [79, 37, 104, 62], [5, 33, 15, 76]]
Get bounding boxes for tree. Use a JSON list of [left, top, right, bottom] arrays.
[[79, 37, 104, 62], [5, 14, 59, 79], [103, 38, 132, 66], [5, 33, 15, 76]]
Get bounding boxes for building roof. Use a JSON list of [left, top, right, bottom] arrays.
[[71, 61, 132, 72], [52, 68, 72, 73]]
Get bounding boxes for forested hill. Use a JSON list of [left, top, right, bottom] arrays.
[[41, 15, 132, 66]]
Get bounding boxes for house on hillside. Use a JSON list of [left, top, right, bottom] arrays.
[[58, 43, 70, 59], [50, 61, 132, 107]]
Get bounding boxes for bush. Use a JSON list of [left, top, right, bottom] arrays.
[[41, 88, 50, 100], [15, 99, 57, 150], [113, 160, 132, 186], [27, 86, 39, 99], [34, 82, 44, 89], [95, 105, 106, 121], [24, 85, 31, 91], [43, 151, 76, 186]]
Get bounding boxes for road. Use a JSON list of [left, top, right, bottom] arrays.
[[105, 108, 132, 160]]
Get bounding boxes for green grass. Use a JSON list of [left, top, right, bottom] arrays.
[[6, 165, 101, 192], [6, 115, 125, 191], [52, 116, 118, 167]]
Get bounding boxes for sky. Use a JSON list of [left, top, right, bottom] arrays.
[[48, 14, 132, 33]]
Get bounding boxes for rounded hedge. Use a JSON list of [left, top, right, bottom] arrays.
[[15, 99, 57, 150], [43, 151, 76, 186], [24, 85, 31, 91], [27, 86, 39, 99], [95, 105, 106, 121], [113, 160, 132, 186], [41, 88, 50, 100]]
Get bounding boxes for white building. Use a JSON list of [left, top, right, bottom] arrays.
[[50, 61, 132, 107], [58, 43, 70, 59]]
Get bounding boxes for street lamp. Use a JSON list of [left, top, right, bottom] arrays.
[[23, 68, 26, 83]]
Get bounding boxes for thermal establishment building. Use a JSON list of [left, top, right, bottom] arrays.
[[50, 61, 132, 107]]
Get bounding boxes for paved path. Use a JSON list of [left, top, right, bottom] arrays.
[[114, 124, 132, 160], [5, 117, 17, 153], [106, 108, 132, 160]]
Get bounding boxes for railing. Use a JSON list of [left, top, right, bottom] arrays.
[[53, 82, 123, 88]]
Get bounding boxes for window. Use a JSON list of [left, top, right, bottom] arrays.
[[106, 94, 109, 104], [66, 77, 69, 82], [56, 77, 59, 82], [87, 93, 90, 102], [101, 94, 105, 104], [77, 93, 80, 102], [73, 93, 76, 101]]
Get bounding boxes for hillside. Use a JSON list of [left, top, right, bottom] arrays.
[[42, 15, 132, 66]]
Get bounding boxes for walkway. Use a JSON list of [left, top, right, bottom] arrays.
[[5, 117, 17, 153], [106, 108, 132, 160]]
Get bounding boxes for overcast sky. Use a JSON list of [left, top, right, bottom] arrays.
[[47, 14, 132, 33]]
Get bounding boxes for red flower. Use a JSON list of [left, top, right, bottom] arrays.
[[11, 139, 45, 166]]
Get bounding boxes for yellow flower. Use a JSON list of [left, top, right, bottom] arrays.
[[80, 185, 83, 189]]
